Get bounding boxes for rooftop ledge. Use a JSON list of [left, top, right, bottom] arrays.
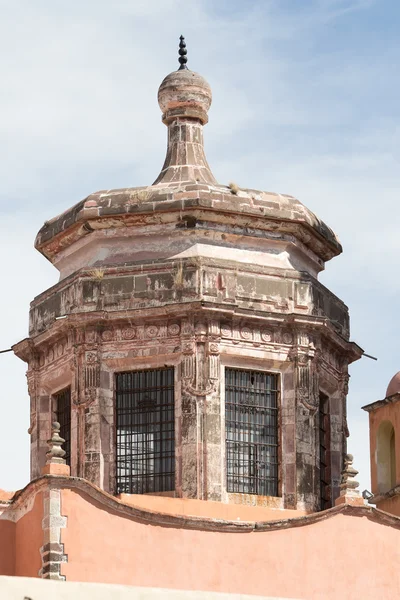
[[362, 391, 400, 412], [3, 474, 400, 533], [35, 183, 342, 264]]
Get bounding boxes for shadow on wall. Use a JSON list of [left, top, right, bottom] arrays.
[[377, 420, 396, 493]]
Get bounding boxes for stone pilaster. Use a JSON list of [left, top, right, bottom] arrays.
[[281, 365, 297, 509], [180, 320, 222, 500], [39, 487, 68, 580], [291, 331, 320, 512]]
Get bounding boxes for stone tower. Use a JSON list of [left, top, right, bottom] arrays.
[[362, 372, 400, 515], [13, 38, 362, 512]]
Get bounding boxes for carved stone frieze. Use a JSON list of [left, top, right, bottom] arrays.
[[289, 339, 320, 412], [121, 327, 136, 340], [39, 338, 69, 368], [182, 322, 220, 397]]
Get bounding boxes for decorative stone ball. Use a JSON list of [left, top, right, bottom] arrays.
[[158, 69, 212, 125]]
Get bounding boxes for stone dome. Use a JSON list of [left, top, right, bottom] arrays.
[[158, 69, 212, 125], [386, 372, 400, 397]]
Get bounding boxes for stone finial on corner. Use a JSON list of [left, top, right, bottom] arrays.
[[335, 454, 365, 507], [41, 422, 70, 477]]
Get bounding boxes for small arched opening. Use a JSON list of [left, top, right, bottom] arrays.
[[377, 420, 397, 493]]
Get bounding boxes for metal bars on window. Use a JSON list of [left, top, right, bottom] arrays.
[[319, 392, 331, 510], [116, 368, 175, 495], [55, 387, 71, 466], [225, 368, 279, 496]]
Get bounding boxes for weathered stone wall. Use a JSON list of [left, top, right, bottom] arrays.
[[28, 260, 350, 339], [22, 306, 350, 511]]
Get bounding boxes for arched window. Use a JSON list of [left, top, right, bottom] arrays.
[[377, 420, 396, 493]]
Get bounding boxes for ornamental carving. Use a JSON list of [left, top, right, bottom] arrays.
[[240, 327, 252, 340], [261, 329, 273, 342], [182, 379, 218, 397], [182, 335, 219, 398], [101, 330, 113, 341], [146, 325, 159, 338], [83, 350, 100, 401], [182, 342, 195, 355], [40, 338, 69, 366], [221, 325, 232, 338], [167, 323, 180, 336], [121, 327, 136, 340], [282, 332, 293, 345], [85, 330, 96, 343], [290, 346, 320, 412], [85, 351, 97, 364], [195, 322, 207, 336], [208, 342, 220, 355]]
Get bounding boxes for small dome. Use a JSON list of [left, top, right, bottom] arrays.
[[158, 69, 212, 125], [386, 372, 400, 397]]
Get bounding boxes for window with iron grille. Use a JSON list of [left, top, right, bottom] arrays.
[[116, 368, 175, 495], [54, 387, 71, 466], [319, 392, 331, 510], [225, 368, 279, 496]]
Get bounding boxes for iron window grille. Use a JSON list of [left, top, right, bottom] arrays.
[[54, 387, 71, 466], [319, 392, 331, 510], [116, 368, 175, 495], [225, 368, 279, 496]]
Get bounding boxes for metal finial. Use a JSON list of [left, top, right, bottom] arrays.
[[178, 35, 188, 70]]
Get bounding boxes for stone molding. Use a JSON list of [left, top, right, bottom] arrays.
[[362, 392, 400, 413], [2, 475, 400, 535]]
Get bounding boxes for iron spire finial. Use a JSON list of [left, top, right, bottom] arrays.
[[178, 35, 188, 70]]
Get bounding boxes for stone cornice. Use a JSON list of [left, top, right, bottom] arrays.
[[13, 306, 361, 364], [35, 185, 341, 264], [369, 484, 400, 504], [5, 474, 400, 533], [362, 392, 400, 413]]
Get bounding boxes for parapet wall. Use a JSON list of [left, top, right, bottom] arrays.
[[0, 475, 399, 599]]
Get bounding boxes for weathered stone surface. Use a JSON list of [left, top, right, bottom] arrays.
[[12, 58, 363, 513]]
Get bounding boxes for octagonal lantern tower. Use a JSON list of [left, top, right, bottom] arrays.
[[13, 38, 362, 512]]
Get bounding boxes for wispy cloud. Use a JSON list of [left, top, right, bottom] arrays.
[[0, 0, 397, 491]]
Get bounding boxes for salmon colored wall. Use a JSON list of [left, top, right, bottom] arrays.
[[61, 489, 400, 599], [376, 494, 400, 517], [15, 492, 43, 577], [0, 521, 15, 575], [368, 403, 400, 493], [119, 494, 307, 521]]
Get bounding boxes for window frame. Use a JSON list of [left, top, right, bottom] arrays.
[[114, 367, 176, 496], [223, 365, 281, 498], [319, 391, 331, 510], [53, 386, 72, 467]]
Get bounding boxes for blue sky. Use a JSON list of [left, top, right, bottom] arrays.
[[0, 0, 398, 493]]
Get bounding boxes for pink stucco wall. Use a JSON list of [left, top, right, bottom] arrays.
[[0, 492, 43, 578], [15, 492, 43, 577], [119, 493, 307, 521], [0, 521, 15, 576], [61, 488, 400, 599], [368, 402, 400, 494]]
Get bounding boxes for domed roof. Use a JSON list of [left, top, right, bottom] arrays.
[[386, 372, 400, 397], [34, 36, 343, 270]]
